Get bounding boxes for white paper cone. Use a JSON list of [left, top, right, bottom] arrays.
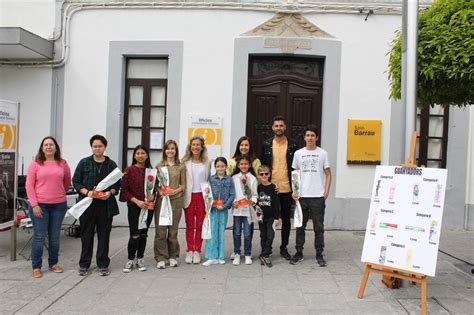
[[158, 196, 173, 226], [201, 213, 212, 240], [138, 208, 148, 230], [66, 197, 93, 220], [294, 200, 303, 228]]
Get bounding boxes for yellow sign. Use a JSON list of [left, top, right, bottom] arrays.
[[347, 120, 381, 165], [0, 124, 16, 150], [188, 128, 222, 145]]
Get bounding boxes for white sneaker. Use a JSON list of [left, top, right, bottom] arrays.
[[202, 259, 218, 267], [193, 252, 201, 264], [230, 253, 235, 260], [185, 252, 193, 264], [218, 259, 226, 265], [233, 255, 241, 266], [169, 258, 178, 267], [245, 256, 252, 265], [136, 258, 147, 271], [156, 261, 166, 269], [123, 260, 134, 273]]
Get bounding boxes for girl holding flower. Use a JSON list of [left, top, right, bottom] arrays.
[[202, 157, 235, 266], [154, 139, 185, 269], [231, 155, 258, 265], [119, 145, 154, 272], [182, 136, 211, 264]]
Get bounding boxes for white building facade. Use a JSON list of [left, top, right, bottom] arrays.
[[1, 0, 472, 229]]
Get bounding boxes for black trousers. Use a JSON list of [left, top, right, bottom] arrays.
[[278, 192, 293, 250], [295, 197, 325, 255], [259, 218, 275, 257], [79, 205, 113, 269], [127, 203, 154, 260]]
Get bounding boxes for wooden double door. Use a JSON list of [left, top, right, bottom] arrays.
[[246, 56, 325, 153]]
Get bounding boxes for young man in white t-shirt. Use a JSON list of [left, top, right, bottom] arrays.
[[290, 125, 332, 267]]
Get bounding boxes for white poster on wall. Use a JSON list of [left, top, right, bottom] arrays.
[[187, 114, 222, 160], [361, 165, 448, 277]]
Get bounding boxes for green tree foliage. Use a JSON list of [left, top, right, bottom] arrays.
[[388, 0, 473, 108]]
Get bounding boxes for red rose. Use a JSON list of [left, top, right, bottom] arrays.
[[241, 178, 247, 185], [256, 212, 262, 217], [147, 175, 154, 181]]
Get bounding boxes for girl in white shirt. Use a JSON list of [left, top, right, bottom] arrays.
[[231, 155, 258, 265]]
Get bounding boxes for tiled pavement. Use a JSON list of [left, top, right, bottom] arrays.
[[0, 227, 472, 314]]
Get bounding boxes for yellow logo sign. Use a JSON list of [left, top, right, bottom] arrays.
[[347, 120, 381, 165], [188, 128, 222, 145], [0, 124, 16, 150]]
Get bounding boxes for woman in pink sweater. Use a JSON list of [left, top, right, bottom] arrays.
[[26, 136, 71, 278]]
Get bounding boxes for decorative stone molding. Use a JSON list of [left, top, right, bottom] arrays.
[[242, 13, 333, 38]]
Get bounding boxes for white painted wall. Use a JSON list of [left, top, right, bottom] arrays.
[[61, 10, 399, 200], [0, 67, 52, 174], [308, 13, 401, 198], [0, 0, 56, 38]]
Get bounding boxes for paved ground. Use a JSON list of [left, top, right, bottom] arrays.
[[0, 226, 472, 314]]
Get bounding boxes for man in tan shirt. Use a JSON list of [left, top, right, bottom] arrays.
[[260, 116, 299, 260]]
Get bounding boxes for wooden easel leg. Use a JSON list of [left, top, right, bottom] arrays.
[[421, 276, 427, 315], [358, 264, 371, 298]]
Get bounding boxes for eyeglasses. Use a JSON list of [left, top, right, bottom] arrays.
[[259, 172, 269, 176]]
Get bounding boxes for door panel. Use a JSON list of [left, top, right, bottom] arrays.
[[246, 56, 324, 153]]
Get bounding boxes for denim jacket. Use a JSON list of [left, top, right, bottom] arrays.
[[209, 174, 235, 210]]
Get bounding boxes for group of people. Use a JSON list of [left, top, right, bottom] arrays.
[[25, 115, 331, 278]]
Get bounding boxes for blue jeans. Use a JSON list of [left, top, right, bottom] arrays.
[[205, 208, 228, 260], [233, 215, 253, 256], [29, 202, 67, 269]]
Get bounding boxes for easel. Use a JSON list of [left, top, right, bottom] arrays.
[[357, 132, 429, 315]]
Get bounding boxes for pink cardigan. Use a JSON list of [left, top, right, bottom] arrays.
[[26, 160, 72, 207]]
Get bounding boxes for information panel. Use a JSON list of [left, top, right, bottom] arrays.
[[0, 100, 18, 229], [361, 166, 447, 277]]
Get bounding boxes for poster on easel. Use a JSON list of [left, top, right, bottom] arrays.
[[0, 100, 19, 229], [361, 165, 447, 277]]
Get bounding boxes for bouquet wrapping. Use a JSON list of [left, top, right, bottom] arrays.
[[144, 168, 157, 210], [291, 170, 303, 228], [240, 174, 258, 224], [67, 168, 123, 219], [157, 166, 173, 226], [201, 182, 214, 240], [255, 205, 263, 223]]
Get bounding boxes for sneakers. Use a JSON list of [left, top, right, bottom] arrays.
[[230, 252, 235, 260], [245, 256, 252, 265], [289, 253, 304, 265], [316, 255, 327, 267], [169, 258, 178, 267], [233, 255, 241, 266], [280, 247, 291, 260], [99, 268, 110, 276], [78, 267, 88, 276], [156, 261, 166, 269], [185, 251, 193, 264], [193, 252, 201, 264], [32, 269, 42, 278], [218, 259, 226, 265], [123, 260, 134, 273], [260, 256, 272, 268], [136, 259, 147, 271], [202, 259, 218, 267], [49, 264, 63, 273]]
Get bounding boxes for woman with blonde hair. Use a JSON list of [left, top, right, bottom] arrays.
[[154, 139, 186, 269], [182, 136, 211, 264]]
